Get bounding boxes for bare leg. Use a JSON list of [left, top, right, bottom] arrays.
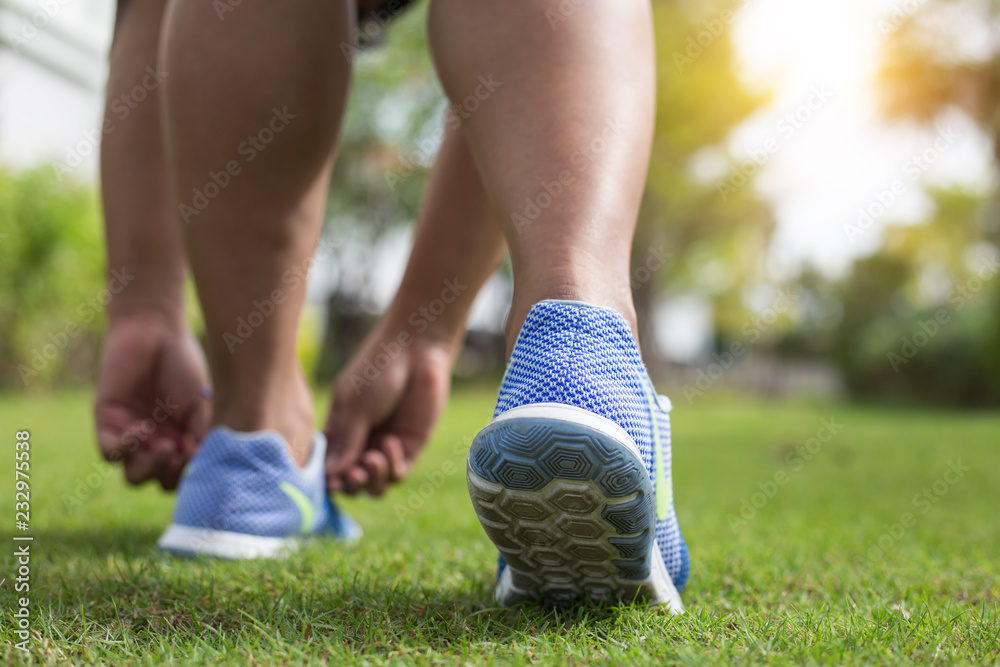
[[160, 0, 354, 463], [95, 0, 210, 490], [428, 0, 656, 348], [102, 0, 182, 318], [326, 125, 506, 495], [430, 3, 690, 607]]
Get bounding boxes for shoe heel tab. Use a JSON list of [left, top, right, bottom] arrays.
[[516, 300, 635, 345], [207, 427, 307, 471], [301, 432, 327, 476], [213, 426, 288, 444]]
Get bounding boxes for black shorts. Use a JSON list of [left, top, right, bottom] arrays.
[[355, 0, 419, 48], [115, 0, 418, 28], [358, 0, 418, 24]]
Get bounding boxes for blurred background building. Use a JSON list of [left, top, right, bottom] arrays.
[[1, 0, 998, 406], [0, 0, 111, 170]]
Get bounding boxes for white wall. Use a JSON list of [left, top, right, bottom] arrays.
[[0, 0, 113, 180]]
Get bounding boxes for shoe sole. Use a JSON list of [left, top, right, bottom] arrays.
[[467, 403, 683, 612], [157, 524, 297, 559]]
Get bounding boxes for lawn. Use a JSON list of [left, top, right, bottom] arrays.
[[1, 386, 998, 664]]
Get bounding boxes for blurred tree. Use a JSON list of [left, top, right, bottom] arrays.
[[318, 6, 445, 378], [833, 188, 1000, 405], [324, 5, 441, 298], [0, 168, 105, 389], [876, 0, 1000, 300], [637, 0, 777, 353], [829, 0, 1000, 405], [879, 0, 1000, 162]]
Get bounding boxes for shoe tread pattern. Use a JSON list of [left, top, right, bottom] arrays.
[[468, 417, 656, 605]]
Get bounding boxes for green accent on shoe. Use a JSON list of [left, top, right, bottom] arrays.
[[279, 481, 315, 534], [640, 379, 672, 521]]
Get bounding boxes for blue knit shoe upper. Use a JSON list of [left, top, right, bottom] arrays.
[[158, 427, 360, 558], [493, 299, 689, 591]]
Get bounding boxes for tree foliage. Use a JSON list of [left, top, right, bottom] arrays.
[[878, 0, 1000, 159], [640, 0, 777, 348], [0, 168, 105, 389]]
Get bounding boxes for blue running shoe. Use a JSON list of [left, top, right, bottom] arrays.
[[157, 427, 361, 559], [467, 300, 689, 611]]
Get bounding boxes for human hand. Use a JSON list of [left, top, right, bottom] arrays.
[[94, 313, 211, 490], [324, 316, 456, 496]]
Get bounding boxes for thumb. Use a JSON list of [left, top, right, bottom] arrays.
[[324, 356, 409, 479], [324, 392, 377, 481], [179, 388, 212, 458], [97, 426, 128, 464], [95, 404, 141, 464]]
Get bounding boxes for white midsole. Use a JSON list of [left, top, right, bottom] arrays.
[[492, 403, 643, 463], [647, 538, 685, 613], [157, 524, 297, 560]]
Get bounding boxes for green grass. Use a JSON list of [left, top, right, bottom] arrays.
[[2, 387, 999, 665]]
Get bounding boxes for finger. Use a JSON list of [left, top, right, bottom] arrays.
[[184, 389, 212, 451], [167, 333, 212, 446], [97, 426, 128, 463], [156, 450, 188, 491], [123, 447, 160, 485], [340, 465, 369, 496], [161, 455, 188, 491], [381, 355, 450, 463], [325, 356, 410, 478], [328, 474, 343, 494], [95, 406, 139, 462], [162, 405, 203, 472], [361, 449, 390, 496], [151, 436, 186, 491], [325, 397, 374, 478], [376, 434, 410, 483], [179, 430, 201, 462]]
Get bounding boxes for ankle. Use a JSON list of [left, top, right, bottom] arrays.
[[212, 371, 315, 466]]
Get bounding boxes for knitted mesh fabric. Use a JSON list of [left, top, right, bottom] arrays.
[[170, 428, 355, 538]]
